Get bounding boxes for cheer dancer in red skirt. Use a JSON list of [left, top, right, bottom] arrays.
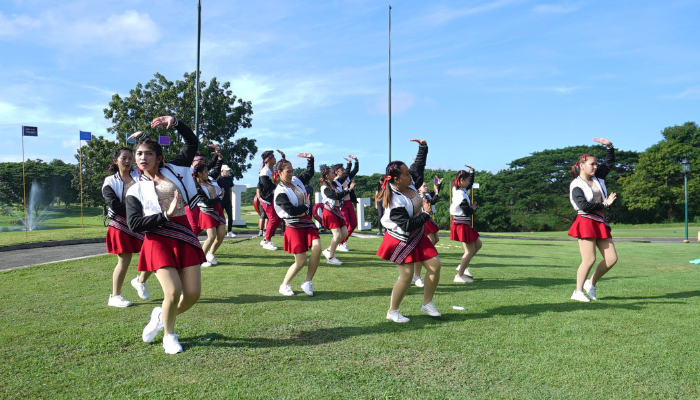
[[126, 116, 205, 354], [259, 150, 286, 250], [193, 163, 226, 267], [333, 156, 359, 252], [272, 153, 320, 296], [102, 147, 151, 307], [410, 177, 443, 288], [320, 167, 355, 265], [184, 148, 221, 236], [376, 139, 442, 323], [451, 166, 480, 283], [568, 138, 618, 302]]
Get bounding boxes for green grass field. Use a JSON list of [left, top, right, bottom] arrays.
[[2, 236, 700, 399]]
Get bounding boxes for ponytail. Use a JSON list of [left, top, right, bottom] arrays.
[[374, 161, 405, 206]]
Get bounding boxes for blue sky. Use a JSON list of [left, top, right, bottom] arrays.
[[1, 0, 699, 186]]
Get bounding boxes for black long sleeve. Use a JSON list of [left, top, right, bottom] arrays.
[[409, 144, 428, 188], [103, 186, 126, 215], [571, 187, 605, 212], [208, 155, 223, 180], [297, 157, 315, 185], [259, 175, 276, 201], [429, 194, 439, 205], [389, 207, 432, 233], [323, 186, 350, 200], [125, 195, 169, 232], [459, 199, 475, 216], [168, 121, 199, 167], [348, 160, 359, 180], [275, 193, 310, 217], [595, 146, 615, 180], [464, 173, 474, 191]]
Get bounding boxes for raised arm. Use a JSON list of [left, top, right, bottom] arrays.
[[408, 139, 428, 188], [348, 156, 359, 180], [593, 138, 615, 179], [151, 116, 199, 167], [296, 154, 315, 185]]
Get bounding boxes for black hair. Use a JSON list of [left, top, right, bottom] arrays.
[[375, 161, 406, 205], [108, 147, 134, 174], [261, 150, 274, 160], [193, 163, 208, 178], [570, 153, 597, 180], [453, 170, 469, 188], [274, 159, 292, 184], [319, 166, 338, 188]]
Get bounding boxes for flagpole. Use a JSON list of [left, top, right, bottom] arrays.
[[79, 140, 84, 235], [21, 126, 28, 238], [195, 0, 202, 137], [388, 5, 392, 164]]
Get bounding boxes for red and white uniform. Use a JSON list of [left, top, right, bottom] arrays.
[[102, 170, 143, 254], [568, 146, 615, 239], [449, 185, 480, 243], [273, 157, 318, 254]]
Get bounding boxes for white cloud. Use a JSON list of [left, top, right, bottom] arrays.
[[662, 87, 700, 100], [0, 12, 42, 38], [533, 4, 580, 14], [417, 0, 520, 26]]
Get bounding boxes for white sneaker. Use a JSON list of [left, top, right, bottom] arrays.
[[162, 333, 183, 354], [454, 274, 474, 283], [386, 309, 410, 323], [130, 277, 150, 300], [322, 249, 332, 260], [300, 281, 314, 296], [571, 290, 590, 302], [420, 301, 441, 317], [583, 279, 597, 300], [412, 275, 425, 288], [262, 241, 278, 250], [260, 239, 267, 246], [206, 253, 218, 265], [108, 294, 131, 308], [226, 231, 236, 238], [336, 243, 350, 252], [201, 262, 213, 267], [279, 284, 295, 296], [327, 257, 343, 266], [464, 267, 473, 278], [142, 307, 164, 343]]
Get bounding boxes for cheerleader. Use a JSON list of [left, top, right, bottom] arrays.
[[102, 147, 151, 307], [273, 153, 320, 296], [376, 139, 442, 323], [568, 138, 618, 302], [193, 163, 226, 267], [259, 150, 286, 250], [410, 177, 443, 288], [126, 116, 206, 354], [451, 166, 480, 283], [333, 156, 359, 252], [320, 166, 354, 265]]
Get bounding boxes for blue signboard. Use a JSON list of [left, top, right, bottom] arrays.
[[79, 131, 92, 141], [22, 126, 38, 137], [159, 136, 171, 146]]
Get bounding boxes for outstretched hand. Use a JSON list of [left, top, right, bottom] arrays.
[[167, 191, 181, 217], [348, 155, 358, 161], [343, 157, 351, 163], [297, 152, 312, 158], [409, 139, 427, 146], [276, 149, 286, 159], [127, 131, 144, 141], [349, 180, 356, 190], [464, 164, 475, 171], [151, 116, 176, 129], [606, 192, 617, 206], [593, 137, 612, 146], [471, 201, 479, 210], [208, 143, 221, 151]]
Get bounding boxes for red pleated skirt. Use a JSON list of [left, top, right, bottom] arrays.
[[137, 216, 205, 272], [568, 215, 612, 239], [450, 222, 480, 243], [425, 219, 440, 234], [340, 201, 357, 229], [105, 225, 142, 254], [376, 232, 439, 264], [185, 205, 201, 236], [198, 203, 225, 230], [283, 216, 321, 254], [322, 208, 346, 229]]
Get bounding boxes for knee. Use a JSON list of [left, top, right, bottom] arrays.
[[163, 286, 182, 302], [606, 254, 618, 268], [183, 287, 201, 303]]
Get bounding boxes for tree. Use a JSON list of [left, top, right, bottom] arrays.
[[72, 135, 119, 209], [104, 72, 257, 179], [47, 159, 78, 212], [620, 122, 700, 222]]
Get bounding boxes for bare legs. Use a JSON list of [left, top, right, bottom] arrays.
[[202, 224, 226, 256], [112, 253, 132, 296], [576, 238, 617, 291], [283, 239, 322, 285], [457, 238, 482, 276], [154, 265, 201, 335], [414, 233, 439, 278], [389, 256, 441, 311], [328, 226, 348, 258]]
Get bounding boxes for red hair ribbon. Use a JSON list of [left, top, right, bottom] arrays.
[[582, 154, 587, 161], [272, 171, 279, 181], [108, 163, 116, 172], [571, 161, 579, 173], [380, 175, 391, 189]]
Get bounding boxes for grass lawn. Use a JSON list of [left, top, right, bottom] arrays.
[[2, 236, 700, 399]]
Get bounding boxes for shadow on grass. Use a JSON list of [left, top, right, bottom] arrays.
[[198, 287, 394, 305]]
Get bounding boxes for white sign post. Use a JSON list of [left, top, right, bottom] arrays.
[[230, 184, 248, 226], [357, 197, 372, 231]]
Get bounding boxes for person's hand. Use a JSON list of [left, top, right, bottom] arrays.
[[433, 185, 439, 194], [343, 157, 351, 163], [421, 197, 431, 212], [304, 192, 311, 206], [297, 152, 312, 158], [208, 144, 221, 151], [605, 192, 617, 206], [409, 139, 427, 146], [151, 116, 176, 129], [471, 201, 478, 210], [464, 164, 475, 171], [127, 131, 144, 141], [167, 191, 181, 217], [348, 155, 358, 161], [593, 138, 612, 146], [276, 149, 286, 159], [212, 152, 222, 158], [349, 180, 356, 190]]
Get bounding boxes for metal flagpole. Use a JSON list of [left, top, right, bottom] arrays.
[[21, 126, 27, 237], [195, 0, 202, 137], [388, 5, 392, 164], [79, 140, 84, 235]]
